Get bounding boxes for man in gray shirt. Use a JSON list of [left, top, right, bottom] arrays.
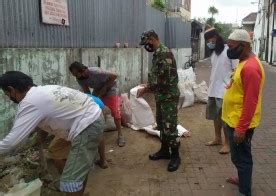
[[69, 62, 125, 147]]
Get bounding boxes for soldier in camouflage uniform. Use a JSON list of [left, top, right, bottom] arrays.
[[137, 30, 181, 172]]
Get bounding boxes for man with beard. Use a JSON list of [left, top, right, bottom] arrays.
[[137, 30, 181, 172]]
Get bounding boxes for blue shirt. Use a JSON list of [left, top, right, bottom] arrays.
[[86, 94, 105, 109]]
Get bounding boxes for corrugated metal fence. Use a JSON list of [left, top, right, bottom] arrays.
[[0, 0, 191, 48], [166, 17, 191, 48]]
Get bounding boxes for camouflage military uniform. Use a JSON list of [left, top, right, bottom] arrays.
[[147, 43, 180, 148]]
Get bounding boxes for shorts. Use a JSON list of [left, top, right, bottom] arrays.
[[59, 114, 104, 192], [102, 95, 121, 119], [206, 97, 223, 121]]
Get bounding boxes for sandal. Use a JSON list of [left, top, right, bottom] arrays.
[[226, 176, 239, 186], [117, 136, 126, 147]]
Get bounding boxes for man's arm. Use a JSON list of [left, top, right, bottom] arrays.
[[0, 102, 43, 154], [235, 62, 262, 133], [77, 79, 91, 94], [96, 72, 117, 98], [81, 84, 91, 94]]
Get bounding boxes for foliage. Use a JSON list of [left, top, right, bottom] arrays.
[[214, 22, 233, 40], [206, 18, 216, 27], [208, 6, 219, 19], [152, 0, 165, 11]]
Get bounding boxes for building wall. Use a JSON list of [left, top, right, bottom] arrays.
[[179, 7, 191, 21], [171, 48, 192, 69], [253, 0, 267, 60], [268, 10, 276, 65], [199, 31, 206, 60], [253, 0, 276, 63], [242, 24, 255, 32]]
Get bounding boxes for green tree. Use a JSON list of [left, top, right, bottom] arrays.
[[152, 0, 165, 11], [214, 22, 233, 40], [208, 6, 218, 19], [206, 17, 216, 27]]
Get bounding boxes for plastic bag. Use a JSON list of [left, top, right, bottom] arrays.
[[129, 86, 155, 130], [120, 93, 132, 126], [4, 179, 42, 196]]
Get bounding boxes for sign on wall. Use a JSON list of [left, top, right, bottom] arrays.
[[41, 0, 69, 26]]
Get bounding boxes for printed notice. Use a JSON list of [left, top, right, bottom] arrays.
[[41, 0, 69, 26]]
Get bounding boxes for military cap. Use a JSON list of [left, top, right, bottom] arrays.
[[139, 30, 159, 45]]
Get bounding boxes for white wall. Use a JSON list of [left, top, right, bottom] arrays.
[[268, 12, 276, 65], [171, 48, 192, 69]]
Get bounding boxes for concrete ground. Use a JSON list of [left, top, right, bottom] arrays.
[[84, 59, 276, 196]]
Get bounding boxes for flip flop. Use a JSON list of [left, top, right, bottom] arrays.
[[226, 176, 239, 186], [117, 136, 126, 147], [205, 141, 222, 146]]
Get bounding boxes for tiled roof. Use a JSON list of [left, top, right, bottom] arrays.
[[242, 12, 257, 23]]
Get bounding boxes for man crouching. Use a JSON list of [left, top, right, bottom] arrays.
[[0, 71, 104, 196]]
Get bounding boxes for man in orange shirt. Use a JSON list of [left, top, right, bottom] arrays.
[[222, 29, 265, 196]]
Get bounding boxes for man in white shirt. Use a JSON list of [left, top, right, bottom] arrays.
[[204, 28, 238, 154], [0, 71, 104, 196]]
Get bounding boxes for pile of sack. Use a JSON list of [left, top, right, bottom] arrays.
[[177, 67, 208, 108], [106, 67, 207, 137], [119, 86, 191, 138]]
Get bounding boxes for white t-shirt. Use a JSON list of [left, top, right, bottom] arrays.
[[208, 45, 238, 98], [0, 85, 101, 154]]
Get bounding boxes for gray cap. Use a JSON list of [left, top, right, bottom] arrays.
[[228, 29, 251, 43]]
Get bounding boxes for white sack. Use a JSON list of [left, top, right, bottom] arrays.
[[129, 86, 155, 130], [193, 81, 208, 103], [144, 125, 191, 138], [4, 179, 42, 196]]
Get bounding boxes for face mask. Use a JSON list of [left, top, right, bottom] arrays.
[[207, 42, 216, 50], [144, 43, 154, 53], [227, 44, 243, 59]]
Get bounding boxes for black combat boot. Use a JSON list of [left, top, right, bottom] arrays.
[[149, 143, 170, 160], [167, 146, 181, 172]]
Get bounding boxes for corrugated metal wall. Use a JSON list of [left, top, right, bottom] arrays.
[[166, 17, 191, 48], [146, 7, 166, 43], [0, 0, 191, 48], [164, 0, 182, 11]]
